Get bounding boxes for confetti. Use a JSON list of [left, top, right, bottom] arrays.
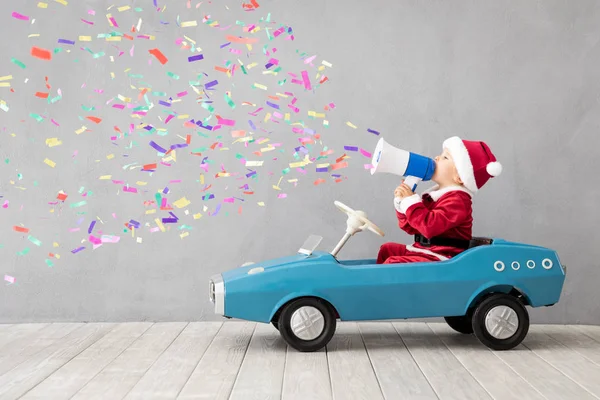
[[44, 158, 56, 168], [12, 12, 29, 21], [31, 46, 52, 61], [4, 275, 15, 284], [148, 48, 168, 64]]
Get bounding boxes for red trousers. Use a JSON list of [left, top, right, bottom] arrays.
[[376, 242, 441, 264]]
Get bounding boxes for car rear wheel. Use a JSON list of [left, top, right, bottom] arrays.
[[472, 293, 529, 350], [278, 297, 336, 352], [444, 315, 474, 334]]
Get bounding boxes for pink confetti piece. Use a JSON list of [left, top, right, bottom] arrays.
[[4, 275, 15, 284], [2, 200, 9, 208], [364, 164, 374, 169], [360, 149, 372, 158], [123, 186, 138, 193], [88, 9, 96, 15], [89, 235, 102, 245], [12, 12, 29, 21], [223, 197, 235, 203], [278, 193, 287, 199], [109, 17, 119, 27], [216, 117, 235, 126]]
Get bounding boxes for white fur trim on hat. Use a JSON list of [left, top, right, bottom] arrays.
[[486, 161, 502, 177], [442, 136, 478, 193]]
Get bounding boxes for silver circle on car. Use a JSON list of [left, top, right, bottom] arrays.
[[542, 258, 553, 269], [494, 261, 505, 272], [527, 260, 536, 269], [485, 305, 519, 339], [290, 306, 325, 341], [511, 261, 520, 270]]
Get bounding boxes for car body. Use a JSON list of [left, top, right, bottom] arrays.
[[209, 236, 566, 351]]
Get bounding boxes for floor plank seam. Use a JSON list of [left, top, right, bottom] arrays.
[[391, 323, 441, 400], [174, 322, 224, 400], [280, 341, 290, 400], [521, 342, 600, 399], [325, 342, 334, 400], [120, 322, 190, 400], [18, 322, 115, 399], [71, 322, 156, 400], [487, 348, 550, 400], [357, 323, 389, 400], [226, 322, 256, 400], [543, 330, 600, 368], [0, 323, 87, 381], [426, 323, 495, 400], [574, 326, 600, 345]]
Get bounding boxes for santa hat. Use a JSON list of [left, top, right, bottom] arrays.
[[442, 136, 502, 193]]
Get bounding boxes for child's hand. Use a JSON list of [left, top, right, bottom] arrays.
[[394, 182, 414, 199]]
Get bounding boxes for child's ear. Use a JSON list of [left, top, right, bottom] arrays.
[[453, 171, 463, 184]]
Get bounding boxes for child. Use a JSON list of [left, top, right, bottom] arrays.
[[376, 136, 502, 264]]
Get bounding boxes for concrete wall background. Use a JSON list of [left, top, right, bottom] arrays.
[[1, 0, 598, 324]]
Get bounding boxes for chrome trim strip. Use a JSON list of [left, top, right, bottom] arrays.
[[210, 273, 225, 315]]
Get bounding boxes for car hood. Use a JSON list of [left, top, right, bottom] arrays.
[[222, 250, 334, 281]]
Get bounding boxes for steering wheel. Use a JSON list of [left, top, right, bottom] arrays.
[[334, 200, 385, 237]]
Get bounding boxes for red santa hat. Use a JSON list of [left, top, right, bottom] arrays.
[[442, 136, 502, 193]]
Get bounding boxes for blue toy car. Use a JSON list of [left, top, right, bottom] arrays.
[[209, 201, 566, 352]]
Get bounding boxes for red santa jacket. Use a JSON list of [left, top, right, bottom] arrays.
[[393, 185, 473, 260]]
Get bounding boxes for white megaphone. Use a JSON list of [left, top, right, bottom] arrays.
[[370, 138, 436, 191]]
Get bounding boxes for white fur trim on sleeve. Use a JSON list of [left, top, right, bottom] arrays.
[[399, 194, 422, 214], [442, 136, 478, 193], [394, 197, 403, 213]]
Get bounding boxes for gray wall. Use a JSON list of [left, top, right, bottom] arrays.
[[1, 0, 598, 324]]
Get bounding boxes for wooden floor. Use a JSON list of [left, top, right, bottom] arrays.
[[0, 322, 599, 400]]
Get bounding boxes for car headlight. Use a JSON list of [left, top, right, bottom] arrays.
[[209, 274, 225, 315]]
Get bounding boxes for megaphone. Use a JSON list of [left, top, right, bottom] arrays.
[[370, 138, 436, 191]]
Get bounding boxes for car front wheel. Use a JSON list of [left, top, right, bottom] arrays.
[[472, 293, 529, 350], [278, 297, 336, 352]]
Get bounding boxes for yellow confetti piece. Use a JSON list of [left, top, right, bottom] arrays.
[[106, 154, 114, 160], [0, 100, 8, 112], [200, 174, 204, 185], [258, 202, 265, 206], [99, 175, 112, 180], [44, 158, 56, 168], [55, 0, 67, 5], [0, 75, 13, 82], [136, 181, 147, 186], [183, 35, 196, 44], [346, 121, 357, 129], [106, 36, 121, 42], [287, 179, 298, 183], [181, 20, 198, 27], [193, 213, 202, 219], [0, 83, 11, 88], [136, 237, 143, 243], [264, 113, 271, 122], [110, 72, 115, 79], [245, 161, 264, 167], [155, 218, 165, 232], [317, 163, 330, 168], [173, 197, 191, 208], [145, 209, 156, 214], [180, 232, 189, 239], [118, 94, 131, 102], [79, 36, 92, 42], [253, 82, 267, 90], [75, 126, 87, 135], [53, 242, 59, 247], [323, 120, 329, 126], [28, 34, 40, 38], [45, 138, 62, 147], [322, 60, 333, 67], [177, 114, 190, 119], [285, 113, 290, 122], [117, 5, 130, 12], [38, 2, 48, 8]]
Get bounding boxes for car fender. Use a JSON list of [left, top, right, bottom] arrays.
[[268, 291, 339, 322], [464, 281, 532, 314]]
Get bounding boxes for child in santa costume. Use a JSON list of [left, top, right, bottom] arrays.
[[376, 136, 502, 264]]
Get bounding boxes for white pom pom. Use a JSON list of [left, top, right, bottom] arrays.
[[486, 161, 502, 177]]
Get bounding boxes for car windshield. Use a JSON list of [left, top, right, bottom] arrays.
[[298, 234, 323, 255]]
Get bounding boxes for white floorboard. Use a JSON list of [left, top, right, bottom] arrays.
[[0, 322, 599, 400]]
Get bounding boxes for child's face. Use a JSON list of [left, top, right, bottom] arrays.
[[432, 148, 462, 186]]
